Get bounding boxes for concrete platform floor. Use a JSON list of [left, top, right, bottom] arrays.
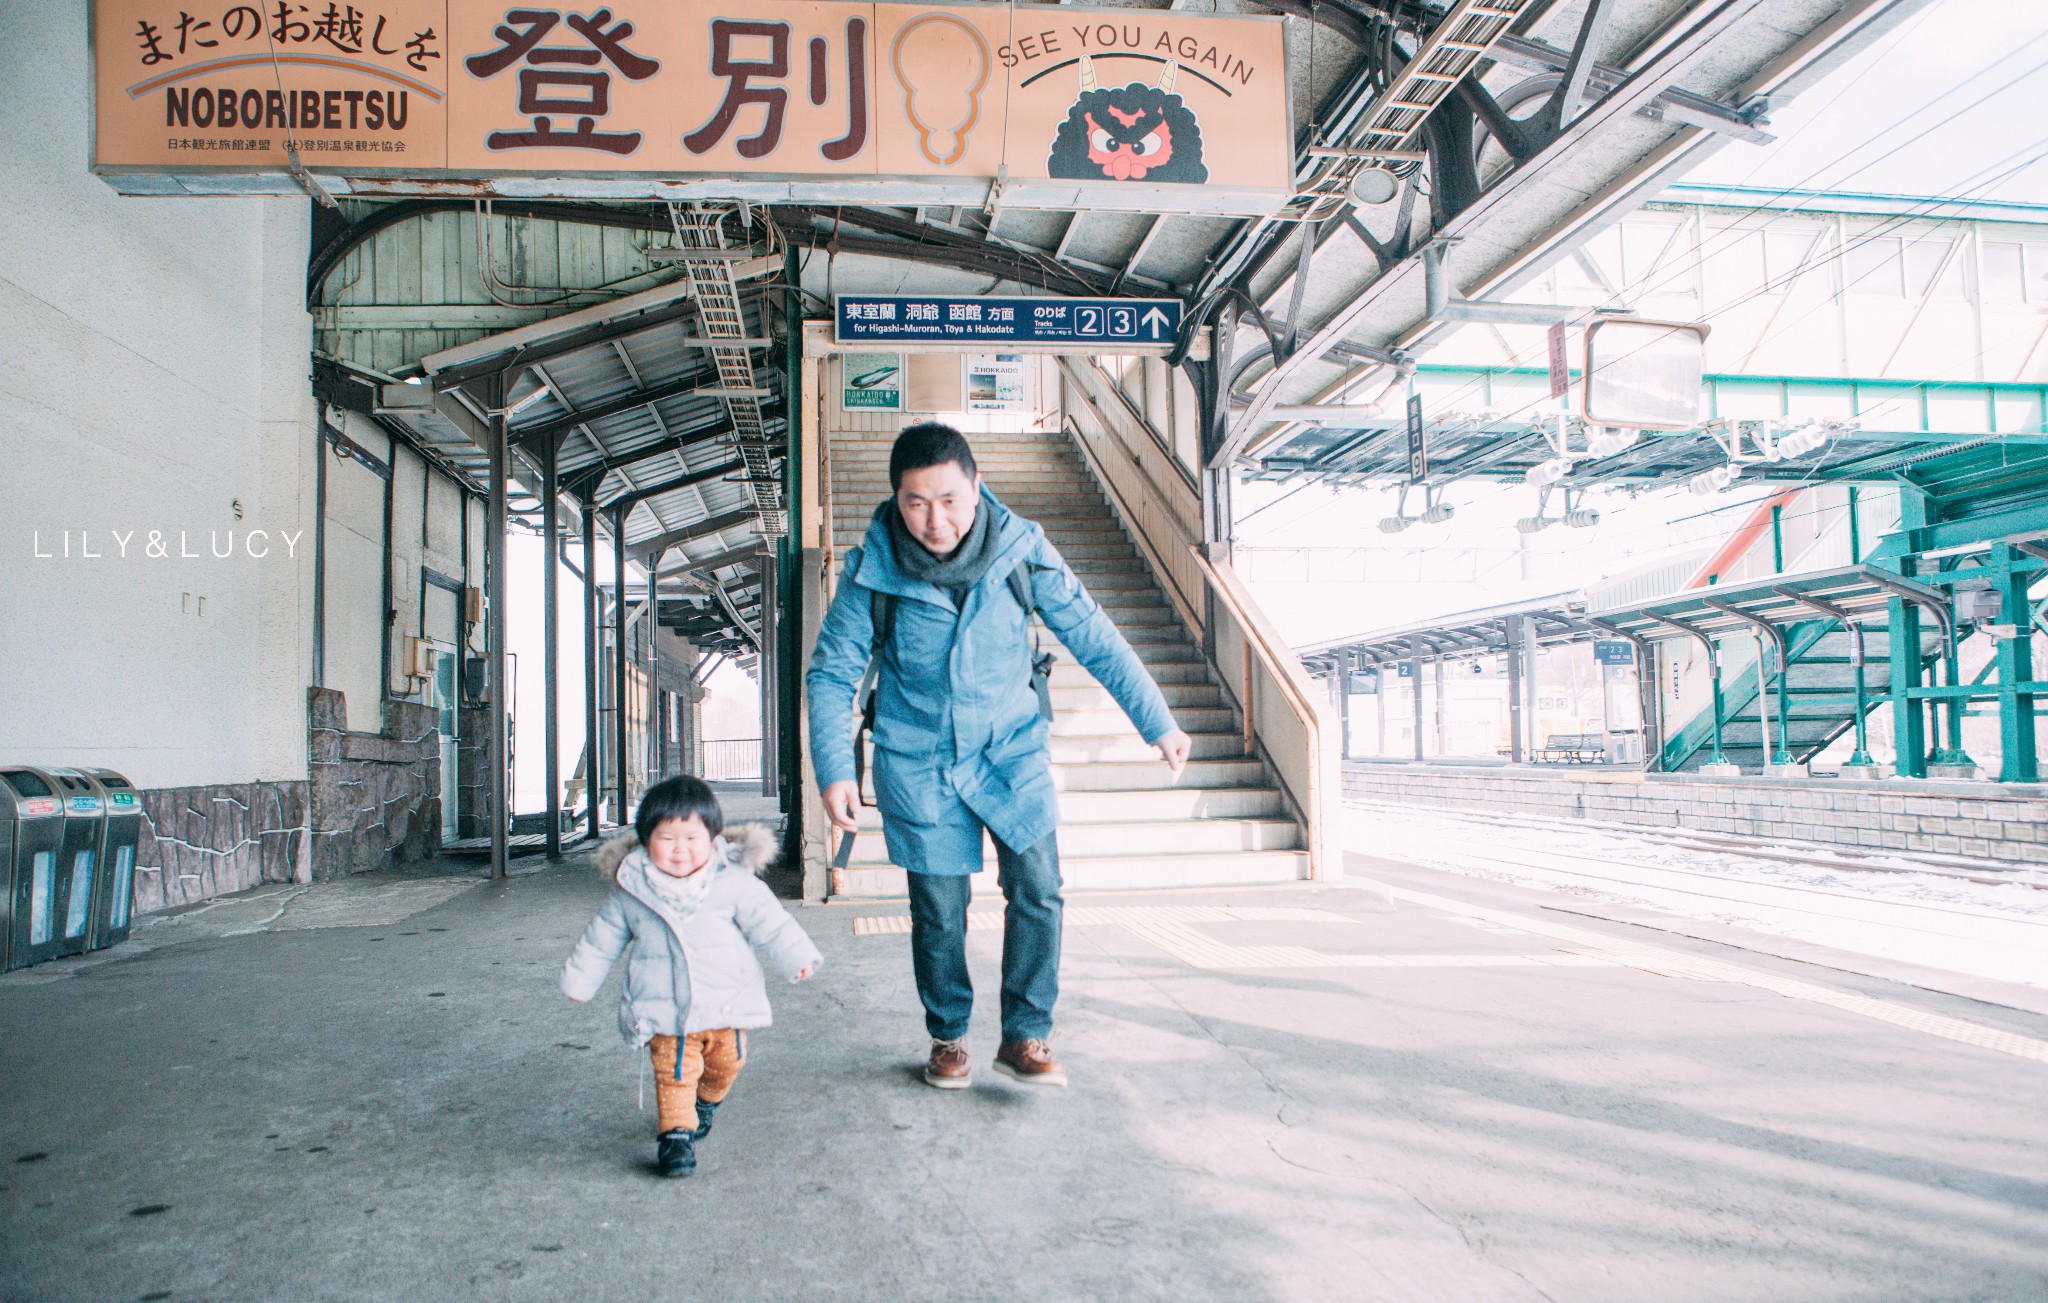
[[4, 847, 2047, 1302]]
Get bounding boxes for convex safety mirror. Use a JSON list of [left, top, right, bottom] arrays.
[[1581, 319, 1709, 430]]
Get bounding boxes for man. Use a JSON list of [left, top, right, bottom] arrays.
[[806, 423, 1192, 1089]]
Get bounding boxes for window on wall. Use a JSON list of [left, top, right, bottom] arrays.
[[1843, 235, 1904, 296], [1765, 229, 1822, 287], [1983, 242, 2026, 302], [1982, 242, 2048, 304], [1619, 219, 1683, 287], [1697, 228, 1764, 304], [1904, 237, 1965, 300]]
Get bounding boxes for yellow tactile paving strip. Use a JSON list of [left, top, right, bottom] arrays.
[[850, 889, 2048, 1067]]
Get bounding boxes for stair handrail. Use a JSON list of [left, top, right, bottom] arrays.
[[1772, 587, 1877, 769], [1191, 547, 1341, 880], [1057, 357, 1335, 881], [1057, 361, 1207, 636]]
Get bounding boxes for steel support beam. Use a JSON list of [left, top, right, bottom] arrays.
[[543, 440, 563, 859], [1863, 566, 1974, 771], [647, 548, 663, 783], [1992, 542, 2041, 782], [613, 504, 630, 825], [485, 371, 510, 879], [512, 370, 738, 449], [1235, 0, 1773, 444], [630, 507, 761, 564], [562, 420, 741, 498], [583, 495, 601, 840], [598, 458, 747, 511]]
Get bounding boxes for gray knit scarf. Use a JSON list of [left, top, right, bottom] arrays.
[[886, 496, 999, 608]]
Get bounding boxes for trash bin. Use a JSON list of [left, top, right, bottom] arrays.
[[1, 768, 71, 971], [36, 768, 105, 962], [78, 768, 141, 951]]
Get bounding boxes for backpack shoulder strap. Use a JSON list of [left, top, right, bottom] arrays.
[[868, 589, 898, 659], [1006, 562, 1035, 619], [1006, 560, 1057, 722]]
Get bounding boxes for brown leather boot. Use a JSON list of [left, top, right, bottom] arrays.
[[923, 1037, 972, 1089], [993, 1038, 1068, 1087]]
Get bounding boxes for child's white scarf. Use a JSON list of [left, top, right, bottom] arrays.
[[625, 844, 718, 920]]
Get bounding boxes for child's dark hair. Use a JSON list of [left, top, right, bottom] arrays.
[[634, 774, 724, 845], [889, 422, 978, 490]]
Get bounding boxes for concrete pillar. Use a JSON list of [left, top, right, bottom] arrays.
[[1521, 616, 1540, 757], [1502, 619, 1524, 763], [1409, 636, 1425, 761], [1337, 650, 1353, 761]]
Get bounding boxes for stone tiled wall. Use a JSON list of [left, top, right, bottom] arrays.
[[455, 702, 490, 839], [1342, 764, 2048, 865], [132, 781, 309, 914], [307, 688, 440, 879]]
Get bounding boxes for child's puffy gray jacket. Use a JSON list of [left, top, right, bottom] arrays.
[[560, 826, 821, 1046]]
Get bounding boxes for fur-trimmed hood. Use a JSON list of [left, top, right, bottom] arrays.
[[593, 822, 780, 882]]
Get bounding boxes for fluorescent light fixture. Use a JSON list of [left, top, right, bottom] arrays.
[[507, 385, 552, 419]]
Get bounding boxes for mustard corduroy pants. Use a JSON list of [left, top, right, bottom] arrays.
[[647, 1029, 745, 1134]]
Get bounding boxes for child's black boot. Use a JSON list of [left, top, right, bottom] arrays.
[[690, 1100, 719, 1141], [655, 1129, 696, 1178]]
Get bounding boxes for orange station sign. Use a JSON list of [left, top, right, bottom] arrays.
[[91, 1, 1293, 212]]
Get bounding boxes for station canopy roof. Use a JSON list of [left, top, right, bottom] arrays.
[[303, 0, 1935, 654], [1299, 541, 2048, 677]]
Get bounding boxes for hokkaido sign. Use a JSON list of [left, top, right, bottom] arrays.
[[835, 295, 1181, 347], [91, 1, 1292, 211]]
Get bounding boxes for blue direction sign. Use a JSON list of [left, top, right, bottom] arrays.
[[1593, 639, 1636, 666], [836, 295, 1181, 347]]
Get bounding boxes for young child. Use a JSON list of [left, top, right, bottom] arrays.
[[562, 775, 821, 1178]]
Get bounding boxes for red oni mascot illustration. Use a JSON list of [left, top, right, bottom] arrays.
[[1047, 57, 1208, 184]]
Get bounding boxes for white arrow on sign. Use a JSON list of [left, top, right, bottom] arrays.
[[1141, 306, 1171, 339]]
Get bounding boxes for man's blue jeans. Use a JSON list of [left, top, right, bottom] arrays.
[[905, 832, 1062, 1043]]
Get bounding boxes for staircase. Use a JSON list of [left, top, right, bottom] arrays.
[[1663, 622, 1940, 772], [824, 425, 1309, 895]]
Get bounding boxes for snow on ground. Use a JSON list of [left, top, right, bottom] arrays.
[[1343, 800, 2048, 990]]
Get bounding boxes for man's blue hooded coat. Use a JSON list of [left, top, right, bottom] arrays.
[[805, 488, 1176, 874]]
